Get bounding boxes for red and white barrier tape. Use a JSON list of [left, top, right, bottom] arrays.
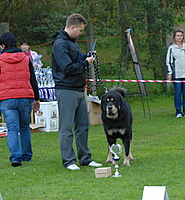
[[87, 79, 185, 83]]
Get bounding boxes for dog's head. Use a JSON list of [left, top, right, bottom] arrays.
[[101, 91, 124, 119]]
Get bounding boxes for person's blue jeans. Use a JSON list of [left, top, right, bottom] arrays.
[[0, 98, 33, 163], [174, 79, 185, 115], [55, 89, 92, 167]]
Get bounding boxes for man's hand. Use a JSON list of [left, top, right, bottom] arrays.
[[167, 74, 172, 80], [86, 56, 94, 65], [33, 100, 40, 112]]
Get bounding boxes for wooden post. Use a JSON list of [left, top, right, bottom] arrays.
[[30, 109, 34, 124]]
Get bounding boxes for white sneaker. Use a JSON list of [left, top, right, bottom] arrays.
[[88, 161, 102, 167], [67, 164, 80, 170], [176, 114, 182, 118]]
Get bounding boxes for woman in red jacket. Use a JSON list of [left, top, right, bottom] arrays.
[[0, 32, 40, 167]]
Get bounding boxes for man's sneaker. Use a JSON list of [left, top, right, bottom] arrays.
[[176, 114, 182, 118], [67, 164, 80, 170], [88, 161, 102, 167]]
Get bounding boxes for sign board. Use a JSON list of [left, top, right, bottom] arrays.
[[125, 28, 148, 96], [142, 186, 169, 200]]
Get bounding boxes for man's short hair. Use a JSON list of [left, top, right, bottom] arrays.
[[66, 13, 87, 28], [0, 32, 17, 48]]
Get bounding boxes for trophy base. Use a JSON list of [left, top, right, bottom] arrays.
[[112, 174, 122, 177]]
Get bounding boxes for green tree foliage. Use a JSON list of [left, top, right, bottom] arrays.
[[0, 0, 69, 44], [0, 0, 182, 82], [0, 0, 120, 44], [117, 0, 176, 82]]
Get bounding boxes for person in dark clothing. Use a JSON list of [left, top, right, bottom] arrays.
[[52, 13, 102, 170], [0, 32, 40, 167]]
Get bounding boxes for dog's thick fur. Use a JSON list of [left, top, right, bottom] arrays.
[[101, 87, 134, 166]]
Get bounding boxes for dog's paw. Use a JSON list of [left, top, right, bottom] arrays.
[[123, 157, 131, 166], [128, 153, 134, 161], [129, 158, 135, 161], [106, 159, 116, 165], [123, 162, 130, 167]]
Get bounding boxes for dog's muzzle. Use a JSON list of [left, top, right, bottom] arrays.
[[107, 106, 114, 115], [106, 105, 118, 118]]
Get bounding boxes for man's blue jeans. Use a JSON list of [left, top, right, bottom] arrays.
[[174, 79, 185, 115], [0, 98, 33, 163]]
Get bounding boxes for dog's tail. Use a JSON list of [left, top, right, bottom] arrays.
[[109, 87, 127, 98]]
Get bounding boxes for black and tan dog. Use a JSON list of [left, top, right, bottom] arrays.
[[101, 87, 134, 166]]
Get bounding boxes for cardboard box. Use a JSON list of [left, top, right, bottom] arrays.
[[95, 167, 112, 178], [34, 101, 59, 132], [87, 100, 102, 125]]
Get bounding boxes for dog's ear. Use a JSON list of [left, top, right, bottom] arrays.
[[119, 98, 130, 117], [119, 96, 126, 112], [100, 95, 106, 111]]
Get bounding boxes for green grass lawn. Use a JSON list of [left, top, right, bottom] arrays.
[[1, 94, 185, 199]]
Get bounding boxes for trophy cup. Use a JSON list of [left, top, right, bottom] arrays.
[[110, 144, 122, 177]]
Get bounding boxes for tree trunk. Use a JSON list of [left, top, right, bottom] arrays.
[[0, 22, 9, 36], [118, 0, 129, 80]]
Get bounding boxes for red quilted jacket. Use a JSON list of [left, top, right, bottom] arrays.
[[0, 52, 35, 100]]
